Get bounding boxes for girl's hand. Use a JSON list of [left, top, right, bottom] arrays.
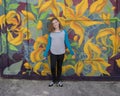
[[43, 57, 47, 60]]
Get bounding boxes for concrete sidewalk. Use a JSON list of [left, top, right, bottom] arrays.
[[0, 78, 120, 96]]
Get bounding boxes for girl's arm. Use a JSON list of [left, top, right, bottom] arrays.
[[43, 35, 51, 57], [64, 30, 74, 55]]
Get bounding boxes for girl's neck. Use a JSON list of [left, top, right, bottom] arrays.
[[54, 28, 60, 32]]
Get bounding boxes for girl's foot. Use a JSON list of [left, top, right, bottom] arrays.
[[57, 81, 63, 87], [49, 81, 55, 87]]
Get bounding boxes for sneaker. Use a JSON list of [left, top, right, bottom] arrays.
[[49, 81, 55, 87], [57, 81, 63, 87]]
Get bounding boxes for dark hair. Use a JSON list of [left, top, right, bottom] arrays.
[[48, 17, 63, 32]]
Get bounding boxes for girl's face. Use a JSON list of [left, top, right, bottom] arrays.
[[52, 19, 60, 29]]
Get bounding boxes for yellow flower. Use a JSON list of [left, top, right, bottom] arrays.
[[35, 0, 43, 8], [0, 11, 18, 30], [21, 28, 31, 40], [73, 35, 79, 42], [84, 38, 101, 60], [33, 62, 42, 75], [38, 0, 60, 16], [84, 58, 110, 76], [0, 15, 5, 29], [30, 48, 44, 62], [8, 30, 23, 46], [89, 0, 108, 14], [24, 62, 32, 69], [41, 63, 51, 76], [100, 13, 110, 25], [57, 0, 103, 46], [0, 11, 31, 46], [33, 35, 48, 50], [36, 20, 43, 30], [7, 28, 31, 46], [112, 6, 116, 10], [65, 0, 73, 7], [0, 0, 2, 5], [30, 34, 48, 63], [21, 10, 35, 20], [96, 27, 120, 57], [75, 61, 84, 76]]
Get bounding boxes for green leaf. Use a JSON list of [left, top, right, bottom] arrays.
[[1, 33, 6, 43], [67, 54, 72, 60], [7, 3, 19, 10], [3, 60, 23, 75], [71, 42, 78, 46], [1, 33, 7, 53], [28, 21, 36, 27], [9, 43, 18, 51], [71, 60, 76, 65], [31, 4, 38, 16], [6, 0, 11, 3], [106, 6, 111, 13], [39, 11, 49, 20]]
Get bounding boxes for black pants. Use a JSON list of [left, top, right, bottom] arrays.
[[50, 53, 64, 82]]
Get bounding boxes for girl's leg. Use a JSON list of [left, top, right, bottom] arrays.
[[50, 53, 57, 82], [56, 54, 64, 82]]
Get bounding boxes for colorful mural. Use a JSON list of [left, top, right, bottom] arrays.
[[0, 0, 120, 80]]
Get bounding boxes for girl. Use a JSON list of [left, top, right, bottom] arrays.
[[43, 17, 75, 87]]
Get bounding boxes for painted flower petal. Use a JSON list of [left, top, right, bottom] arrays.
[[39, 0, 52, 13], [94, 58, 111, 67], [6, 11, 17, 20], [0, 0, 2, 5], [117, 27, 120, 49], [57, 2, 75, 19], [75, 61, 84, 76], [37, 20, 43, 30], [65, 7, 75, 19], [21, 10, 35, 20], [96, 62, 110, 76], [65, 0, 73, 7], [8, 31, 23, 46], [35, 0, 43, 8], [57, 2, 66, 14], [33, 62, 42, 75], [57, 17, 66, 26], [88, 42, 101, 57], [51, 4, 60, 17], [100, 13, 110, 25], [30, 48, 44, 62], [89, 0, 108, 14], [76, 0, 88, 17], [96, 28, 115, 41], [78, 16, 103, 26], [83, 38, 93, 60], [24, 62, 32, 69], [34, 36, 47, 50], [0, 15, 5, 29], [70, 21, 84, 46], [110, 27, 120, 57]]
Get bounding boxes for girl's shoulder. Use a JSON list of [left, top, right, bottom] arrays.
[[62, 29, 68, 34]]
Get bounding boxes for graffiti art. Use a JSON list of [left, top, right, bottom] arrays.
[[0, 0, 120, 80]]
